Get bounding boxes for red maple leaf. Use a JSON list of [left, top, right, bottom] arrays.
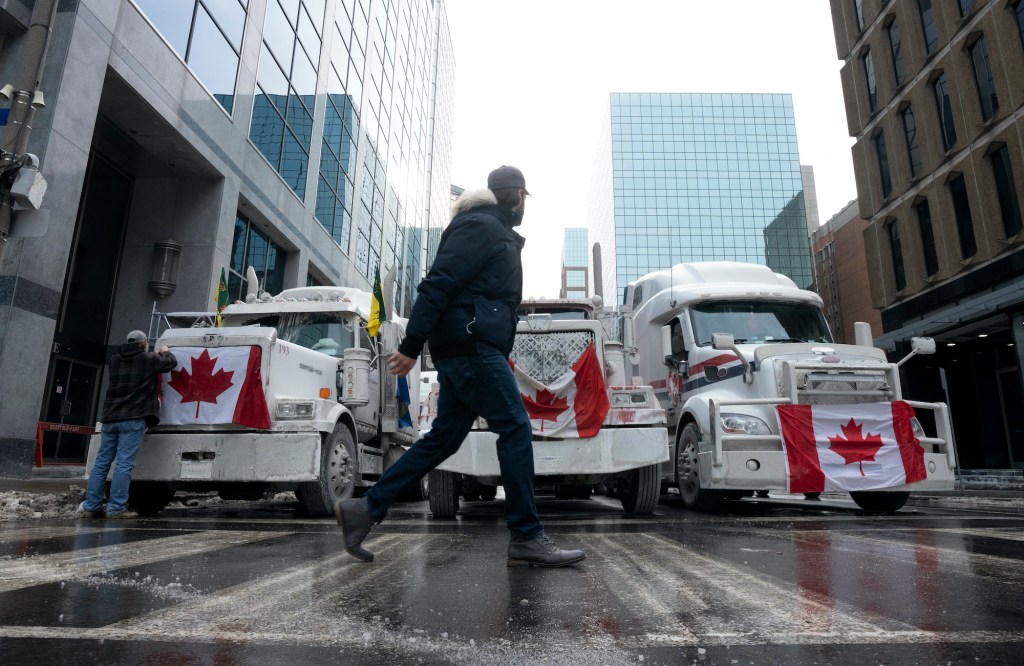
[[523, 387, 570, 423], [828, 418, 884, 476], [166, 350, 235, 418]]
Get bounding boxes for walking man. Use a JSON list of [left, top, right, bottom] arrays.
[[336, 165, 585, 568], [78, 330, 177, 518]]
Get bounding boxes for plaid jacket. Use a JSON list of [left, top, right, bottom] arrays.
[[100, 344, 178, 427]]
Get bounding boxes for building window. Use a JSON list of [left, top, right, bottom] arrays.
[[862, 50, 877, 113], [887, 18, 905, 86], [990, 145, 1023, 238], [901, 106, 922, 179], [874, 132, 892, 199], [968, 36, 999, 122], [932, 72, 957, 151], [134, 0, 246, 114], [1016, 1, 1024, 51], [888, 220, 906, 291], [918, 0, 938, 54], [948, 174, 977, 259], [914, 199, 939, 277], [229, 212, 287, 301], [854, 0, 866, 32], [958, 0, 975, 18], [249, 0, 325, 199]]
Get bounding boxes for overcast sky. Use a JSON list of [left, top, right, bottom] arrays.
[[443, 0, 857, 299]]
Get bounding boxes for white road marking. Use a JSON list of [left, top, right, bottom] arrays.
[[0, 530, 288, 593]]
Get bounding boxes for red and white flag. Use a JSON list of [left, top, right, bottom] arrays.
[[776, 401, 926, 493], [511, 343, 610, 438], [160, 346, 271, 429]]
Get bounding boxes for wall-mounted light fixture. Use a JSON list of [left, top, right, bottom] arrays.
[[149, 239, 182, 298]]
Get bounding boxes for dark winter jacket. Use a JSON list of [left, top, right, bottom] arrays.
[[397, 189, 525, 361], [100, 343, 178, 427]]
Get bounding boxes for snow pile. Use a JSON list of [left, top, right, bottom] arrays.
[[0, 485, 85, 521]]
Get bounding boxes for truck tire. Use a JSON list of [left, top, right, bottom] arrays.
[[128, 481, 176, 516], [620, 464, 659, 514], [677, 423, 724, 512], [555, 484, 577, 500], [574, 484, 593, 500], [850, 490, 910, 514], [298, 425, 357, 516], [479, 485, 498, 501], [428, 470, 460, 518]]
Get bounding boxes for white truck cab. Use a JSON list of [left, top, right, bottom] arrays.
[[625, 261, 956, 513]]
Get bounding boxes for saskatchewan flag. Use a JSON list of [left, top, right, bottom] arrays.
[[216, 268, 229, 327], [368, 264, 386, 337]]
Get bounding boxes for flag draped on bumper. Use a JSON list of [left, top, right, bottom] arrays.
[[776, 401, 926, 493], [512, 343, 610, 438], [159, 346, 271, 429]]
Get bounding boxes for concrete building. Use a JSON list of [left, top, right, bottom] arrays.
[[0, 0, 454, 474], [810, 200, 882, 344], [560, 227, 588, 299], [590, 92, 815, 304], [830, 0, 1024, 470]]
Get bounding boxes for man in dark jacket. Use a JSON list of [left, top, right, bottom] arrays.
[[78, 330, 177, 518], [336, 165, 585, 568]]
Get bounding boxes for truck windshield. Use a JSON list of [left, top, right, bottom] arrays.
[[270, 312, 358, 357], [690, 301, 832, 346]]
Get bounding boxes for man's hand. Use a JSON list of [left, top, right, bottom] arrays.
[[387, 351, 416, 377], [158, 345, 170, 354]]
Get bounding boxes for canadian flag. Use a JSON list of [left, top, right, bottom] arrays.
[[776, 401, 927, 493], [160, 346, 271, 429], [511, 343, 610, 438]]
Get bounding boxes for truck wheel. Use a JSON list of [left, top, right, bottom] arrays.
[[574, 484, 593, 500], [479, 485, 498, 501], [621, 464, 659, 514], [298, 425, 357, 516], [428, 470, 460, 518], [850, 491, 910, 514], [555, 484, 576, 500], [128, 481, 176, 516], [677, 423, 724, 511]]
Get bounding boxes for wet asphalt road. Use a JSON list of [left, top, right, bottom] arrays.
[[1, 492, 1022, 665]]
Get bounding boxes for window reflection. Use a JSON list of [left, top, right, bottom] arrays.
[[229, 213, 287, 302], [134, 0, 245, 114]]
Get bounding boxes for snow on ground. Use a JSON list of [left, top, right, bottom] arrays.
[[0, 487, 298, 522]]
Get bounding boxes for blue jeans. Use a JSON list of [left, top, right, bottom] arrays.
[[366, 348, 543, 540], [85, 419, 146, 513]]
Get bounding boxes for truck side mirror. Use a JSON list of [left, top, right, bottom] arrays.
[[622, 312, 640, 365], [896, 337, 936, 367], [661, 325, 685, 371], [911, 337, 936, 355], [712, 333, 735, 350]]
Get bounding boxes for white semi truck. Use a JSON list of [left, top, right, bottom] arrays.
[[624, 261, 956, 513], [425, 297, 670, 517], [86, 272, 423, 516]]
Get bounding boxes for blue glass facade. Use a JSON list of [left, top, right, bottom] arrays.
[[561, 227, 588, 298], [591, 92, 813, 302], [136, 0, 453, 316]]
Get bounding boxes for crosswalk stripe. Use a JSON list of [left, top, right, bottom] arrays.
[[0, 529, 287, 593]]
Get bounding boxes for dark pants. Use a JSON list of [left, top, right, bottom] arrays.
[[365, 348, 543, 540]]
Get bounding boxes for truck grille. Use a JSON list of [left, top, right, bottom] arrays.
[[511, 331, 595, 384], [778, 368, 893, 405]]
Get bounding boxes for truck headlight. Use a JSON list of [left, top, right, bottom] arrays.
[[910, 416, 925, 438], [276, 401, 315, 420], [720, 413, 771, 435], [610, 388, 653, 408]]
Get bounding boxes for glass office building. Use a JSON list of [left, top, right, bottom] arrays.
[[0, 0, 453, 471], [590, 92, 813, 302], [560, 227, 589, 298]]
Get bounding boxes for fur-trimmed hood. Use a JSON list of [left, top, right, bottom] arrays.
[[450, 188, 497, 219]]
